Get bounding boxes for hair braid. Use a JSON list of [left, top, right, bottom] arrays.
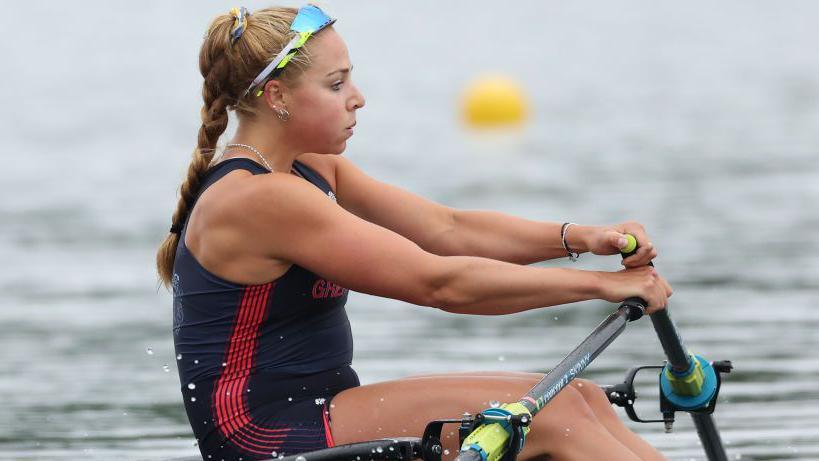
[[156, 41, 232, 287], [156, 6, 309, 288]]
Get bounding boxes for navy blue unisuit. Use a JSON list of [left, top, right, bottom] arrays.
[[172, 158, 359, 461]]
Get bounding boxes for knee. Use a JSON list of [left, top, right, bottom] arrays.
[[572, 378, 607, 402], [535, 385, 598, 431]]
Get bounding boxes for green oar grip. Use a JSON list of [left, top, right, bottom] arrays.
[[459, 402, 531, 461], [621, 234, 638, 255]]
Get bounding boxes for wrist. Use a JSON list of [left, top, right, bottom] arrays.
[[565, 224, 592, 254]]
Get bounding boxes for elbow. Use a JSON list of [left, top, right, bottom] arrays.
[[403, 254, 472, 312], [422, 272, 472, 313]]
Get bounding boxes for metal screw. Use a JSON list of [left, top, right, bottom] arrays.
[[431, 445, 442, 454]]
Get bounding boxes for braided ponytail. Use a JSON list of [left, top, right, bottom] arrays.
[[156, 6, 308, 287]]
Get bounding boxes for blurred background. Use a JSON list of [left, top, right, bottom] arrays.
[[1, 1, 817, 459]]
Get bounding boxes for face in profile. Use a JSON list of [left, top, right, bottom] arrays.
[[281, 27, 365, 155]]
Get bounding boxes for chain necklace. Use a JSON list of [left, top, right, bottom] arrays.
[[224, 143, 274, 172]]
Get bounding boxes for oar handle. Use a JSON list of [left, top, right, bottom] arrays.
[[619, 234, 648, 318], [621, 234, 691, 370]]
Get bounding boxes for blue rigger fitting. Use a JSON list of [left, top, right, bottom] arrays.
[[660, 355, 718, 410]]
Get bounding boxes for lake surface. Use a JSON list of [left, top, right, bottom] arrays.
[[1, 1, 817, 460]]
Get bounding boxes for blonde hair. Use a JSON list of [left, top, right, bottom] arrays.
[[156, 7, 316, 287]]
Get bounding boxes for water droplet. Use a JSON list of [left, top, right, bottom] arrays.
[[554, 316, 559, 320], [191, 397, 197, 402], [295, 456, 306, 461], [565, 428, 571, 432], [194, 359, 199, 364], [271, 451, 278, 458], [280, 335, 284, 340], [145, 347, 154, 355], [627, 399, 634, 405], [315, 398, 326, 405], [379, 397, 385, 402], [489, 400, 500, 408], [287, 397, 293, 402], [177, 353, 183, 360], [577, 382, 583, 387], [389, 447, 395, 451], [302, 386, 308, 390], [222, 362, 227, 367], [203, 420, 208, 425], [376, 447, 384, 453], [188, 383, 196, 390], [122, 411, 128, 416], [444, 450, 450, 455], [163, 364, 170, 372], [498, 355, 505, 361], [330, 403, 336, 408]]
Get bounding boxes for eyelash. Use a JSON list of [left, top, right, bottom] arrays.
[[331, 81, 344, 91]]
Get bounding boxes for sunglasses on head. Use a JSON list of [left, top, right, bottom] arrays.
[[244, 4, 336, 98]]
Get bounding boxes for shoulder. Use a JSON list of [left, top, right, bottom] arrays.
[[295, 153, 339, 191]]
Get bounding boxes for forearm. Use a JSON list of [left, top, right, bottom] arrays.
[[437, 209, 592, 264], [431, 255, 603, 315]]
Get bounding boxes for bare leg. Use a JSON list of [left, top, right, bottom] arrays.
[[570, 378, 666, 461], [330, 375, 658, 461], [405, 372, 667, 461]]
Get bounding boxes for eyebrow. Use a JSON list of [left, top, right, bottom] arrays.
[[326, 65, 353, 77]]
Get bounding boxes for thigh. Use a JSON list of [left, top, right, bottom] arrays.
[[328, 374, 599, 459]]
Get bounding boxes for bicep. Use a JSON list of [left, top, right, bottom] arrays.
[[333, 156, 454, 252], [253, 177, 444, 306]]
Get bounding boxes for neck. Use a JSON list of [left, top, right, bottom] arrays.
[[226, 120, 299, 173]]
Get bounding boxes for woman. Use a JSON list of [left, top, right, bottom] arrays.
[[157, 5, 672, 461]]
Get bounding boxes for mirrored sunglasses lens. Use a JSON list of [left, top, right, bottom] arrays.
[[291, 5, 332, 33]]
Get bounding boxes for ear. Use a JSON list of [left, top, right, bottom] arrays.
[[261, 79, 287, 110]]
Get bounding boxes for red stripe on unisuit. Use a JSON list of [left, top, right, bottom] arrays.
[[217, 285, 259, 434], [323, 402, 335, 447], [214, 283, 272, 436]]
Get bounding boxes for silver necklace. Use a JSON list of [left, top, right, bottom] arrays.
[[224, 143, 274, 172]]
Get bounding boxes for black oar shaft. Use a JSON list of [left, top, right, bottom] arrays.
[[692, 413, 729, 461], [650, 311, 689, 372], [621, 237, 728, 461]]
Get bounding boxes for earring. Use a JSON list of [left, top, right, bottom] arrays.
[[275, 107, 290, 122]]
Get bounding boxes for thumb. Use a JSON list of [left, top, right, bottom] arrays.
[[610, 232, 629, 250]]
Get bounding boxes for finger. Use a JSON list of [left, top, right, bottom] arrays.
[[634, 241, 655, 266]]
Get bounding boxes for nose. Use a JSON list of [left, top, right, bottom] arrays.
[[348, 83, 365, 110]]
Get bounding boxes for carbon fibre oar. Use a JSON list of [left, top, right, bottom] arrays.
[[620, 236, 730, 461], [454, 290, 647, 461]]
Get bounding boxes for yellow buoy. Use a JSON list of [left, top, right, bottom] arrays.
[[461, 74, 529, 128]]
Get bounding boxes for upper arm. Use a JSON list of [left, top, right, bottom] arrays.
[[246, 174, 446, 307], [332, 156, 455, 253]]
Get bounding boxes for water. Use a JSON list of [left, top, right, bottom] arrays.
[[1, 1, 818, 460]]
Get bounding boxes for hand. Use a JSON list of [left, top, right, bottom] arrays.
[[597, 266, 673, 314], [582, 221, 658, 267]]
